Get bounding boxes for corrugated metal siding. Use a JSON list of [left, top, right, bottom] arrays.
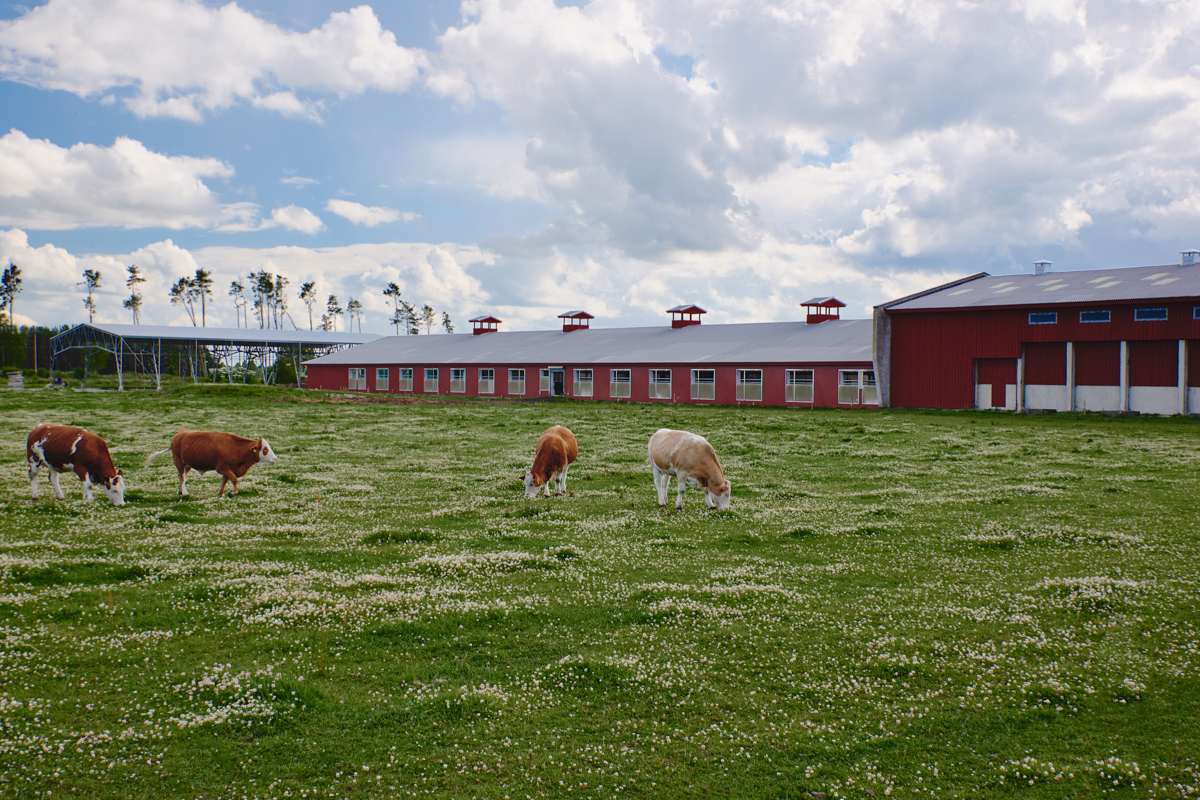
[[1024, 342, 1066, 385], [1128, 340, 1178, 387], [889, 311, 1023, 408], [1075, 341, 1120, 386], [976, 359, 1016, 385]]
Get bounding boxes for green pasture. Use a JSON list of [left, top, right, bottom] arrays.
[[1, 387, 1198, 799]]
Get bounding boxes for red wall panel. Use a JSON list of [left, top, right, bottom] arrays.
[[1190, 341, 1200, 388], [1074, 341, 1120, 386], [1128, 340, 1178, 387], [1024, 342, 1066, 385]]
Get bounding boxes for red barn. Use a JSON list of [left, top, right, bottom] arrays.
[[874, 255, 1200, 414], [304, 305, 878, 408]]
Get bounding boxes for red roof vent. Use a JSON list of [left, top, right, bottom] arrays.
[[800, 297, 845, 324], [469, 315, 501, 335], [667, 304, 706, 329], [558, 310, 594, 332]]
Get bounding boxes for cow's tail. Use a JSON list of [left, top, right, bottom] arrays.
[[145, 447, 172, 467]]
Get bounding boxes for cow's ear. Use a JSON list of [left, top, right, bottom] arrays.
[[117, 469, 124, 476]]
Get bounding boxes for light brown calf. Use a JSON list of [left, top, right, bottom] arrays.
[[648, 428, 731, 510]]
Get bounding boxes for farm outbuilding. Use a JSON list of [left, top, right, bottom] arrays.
[[304, 306, 879, 408], [874, 254, 1200, 414]]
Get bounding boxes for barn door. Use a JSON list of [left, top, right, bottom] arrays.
[[549, 368, 565, 397], [975, 358, 1017, 410]]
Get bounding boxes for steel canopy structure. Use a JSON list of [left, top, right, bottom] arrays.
[[50, 323, 382, 390]]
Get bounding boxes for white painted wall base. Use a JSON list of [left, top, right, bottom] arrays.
[[1129, 386, 1178, 416], [1025, 384, 1070, 412], [1075, 385, 1121, 413], [975, 384, 1016, 410]]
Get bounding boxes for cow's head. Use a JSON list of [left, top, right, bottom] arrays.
[[521, 470, 543, 499], [102, 470, 126, 507], [258, 439, 279, 464], [706, 479, 731, 511]]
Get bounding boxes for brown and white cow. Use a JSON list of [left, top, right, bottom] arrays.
[[147, 430, 278, 498], [521, 425, 578, 499], [27, 424, 126, 506], [648, 428, 731, 510]]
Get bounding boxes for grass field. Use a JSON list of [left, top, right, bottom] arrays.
[[1, 387, 1198, 799]]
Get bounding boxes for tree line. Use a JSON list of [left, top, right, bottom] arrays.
[[0, 260, 455, 336]]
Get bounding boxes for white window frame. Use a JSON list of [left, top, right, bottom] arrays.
[[508, 368, 526, 395], [862, 370, 878, 405], [785, 369, 814, 403], [348, 367, 366, 391], [1135, 308, 1168, 322], [478, 368, 495, 394], [397, 368, 413, 392], [539, 368, 550, 393], [375, 367, 389, 391], [1028, 312, 1057, 325], [736, 369, 762, 402], [649, 369, 672, 400], [424, 368, 439, 393], [838, 369, 861, 405], [573, 369, 593, 397], [1080, 309, 1110, 323], [610, 369, 631, 398], [450, 368, 466, 394], [691, 369, 715, 400]]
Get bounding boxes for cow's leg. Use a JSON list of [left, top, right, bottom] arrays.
[[675, 471, 687, 510], [28, 458, 40, 499], [705, 491, 716, 509], [218, 468, 238, 497], [49, 469, 65, 500], [652, 464, 668, 506], [81, 476, 94, 502], [179, 466, 191, 496], [543, 473, 553, 498], [558, 464, 569, 495]]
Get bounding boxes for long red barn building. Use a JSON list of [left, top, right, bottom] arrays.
[[305, 306, 880, 408], [874, 255, 1200, 414]]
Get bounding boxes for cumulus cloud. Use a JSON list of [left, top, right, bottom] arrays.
[[0, 129, 246, 230], [0, 0, 427, 121], [325, 199, 418, 227], [267, 206, 325, 234]]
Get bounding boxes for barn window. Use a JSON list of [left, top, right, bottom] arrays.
[[450, 368, 466, 393], [691, 369, 715, 400], [1080, 309, 1110, 323], [424, 368, 439, 393], [1028, 312, 1057, 325], [478, 368, 495, 394], [540, 369, 550, 392], [649, 369, 672, 399], [508, 369, 526, 395], [375, 368, 389, 391], [1135, 307, 1167, 321], [838, 370, 861, 404], [1194, 307, 1200, 320], [348, 368, 366, 391], [398, 368, 413, 392], [610, 369, 631, 398], [785, 369, 814, 403], [862, 370, 878, 405], [736, 369, 762, 402], [573, 369, 593, 397]]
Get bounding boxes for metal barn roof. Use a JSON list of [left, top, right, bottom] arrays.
[[883, 263, 1200, 312], [305, 319, 873, 367]]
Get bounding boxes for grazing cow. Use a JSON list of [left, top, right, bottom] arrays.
[[27, 424, 126, 506], [521, 425, 578, 499], [147, 430, 278, 498], [648, 428, 731, 510]]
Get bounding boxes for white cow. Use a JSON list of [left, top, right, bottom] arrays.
[[648, 428, 731, 510]]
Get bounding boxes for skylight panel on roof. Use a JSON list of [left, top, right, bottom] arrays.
[[1141, 273, 1170, 281], [948, 288, 973, 295], [1087, 276, 1114, 284], [1097, 280, 1123, 288], [991, 281, 1015, 289], [1044, 284, 1069, 290], [1036, 278, 1064, 286], [995, 286, 1019, 293], [1152, 277, 1179, 285]]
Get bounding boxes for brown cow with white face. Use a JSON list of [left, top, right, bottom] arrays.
[[27, 424, 126, 506], [147, 430, 278, 498], [648, 428, 731, 510], [521, 425, 578, 499]]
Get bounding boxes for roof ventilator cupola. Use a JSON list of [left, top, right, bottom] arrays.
[[800, 297, 845, 324], [667, 304, 706, 328], [1181, 250, 1200, 267], [1033, 260, 1052, 276], [558, 311, 594, 332], [469, 316, 501, 335]]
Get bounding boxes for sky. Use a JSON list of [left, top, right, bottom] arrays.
[[1, 0, 1199, 334]]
